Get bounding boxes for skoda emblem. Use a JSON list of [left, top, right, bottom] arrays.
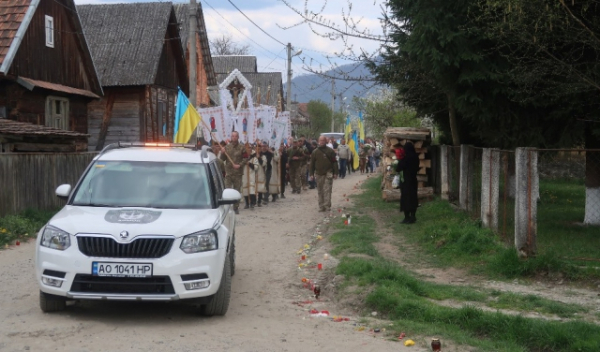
[[119, 231, 129, 240]]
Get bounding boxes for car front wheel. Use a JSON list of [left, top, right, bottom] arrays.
[[39, 291, 66, 313], [200, 255, 231, 316]]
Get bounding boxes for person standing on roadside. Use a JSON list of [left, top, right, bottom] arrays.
[[395, 142, 419, 223], [337, 138, 350, 179], [220, 131, 247, 214], [310, 136, 339, 212]]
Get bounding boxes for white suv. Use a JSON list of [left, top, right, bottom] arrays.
[[35, 142, 241, 316]]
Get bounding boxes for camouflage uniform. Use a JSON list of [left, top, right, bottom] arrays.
[[300, 145, 310, 190], [215, 155, 226, 176], [310, 146, 339, 211], [288, 146, 306, 193], [220, 142, 248, 210]]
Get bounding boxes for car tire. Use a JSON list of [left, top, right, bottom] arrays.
[[201, 255, 231, 316], [230, 235, 236, 277], [39, 291, 66, 313]]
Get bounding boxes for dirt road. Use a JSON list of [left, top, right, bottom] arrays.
[[0, 172, 425, 352]]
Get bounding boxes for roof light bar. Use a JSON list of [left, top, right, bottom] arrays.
[[116, 142, 196, 149]]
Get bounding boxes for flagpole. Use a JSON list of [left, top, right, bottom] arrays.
[[199, 118, 235, 165]]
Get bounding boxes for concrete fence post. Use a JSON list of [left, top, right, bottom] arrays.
[[459, 145, 474, 211], [515, 147, 538, 258], [481, 148, 500, 231], [440, 145, 449, 200]]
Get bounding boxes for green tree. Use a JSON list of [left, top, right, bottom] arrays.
[[352, 88, 421, 139], [304, 100, 333, 139]]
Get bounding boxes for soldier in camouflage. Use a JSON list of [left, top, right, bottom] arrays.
[[287, 139, 306, 194], [310, 136, 339, 212], [220, 131, 248, 214]]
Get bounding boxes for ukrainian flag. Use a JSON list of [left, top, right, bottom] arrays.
[[358, 111, 365, 143], [348, 130, 360, 170], [344, 116, 351, 142], [174, 88, 201, 143]]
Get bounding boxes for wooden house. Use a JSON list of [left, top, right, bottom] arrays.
[[78, 2, 189, 150], [174, 3, 216, 108], [0, 0, 103, 151]]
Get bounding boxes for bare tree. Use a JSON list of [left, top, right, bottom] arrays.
[[209, 34, 251, 55], [278, 0, 386, 86]]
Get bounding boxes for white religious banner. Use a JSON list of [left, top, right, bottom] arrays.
[[279, 111, 292, 139], [234, 110, 257, 144], [198, 106, 226, 143], [271, 114, 287, 148], [255, 106, 273, 142]]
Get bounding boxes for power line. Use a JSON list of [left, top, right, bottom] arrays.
[[226, 0, 286, 46], [201, 0, 286, 61]]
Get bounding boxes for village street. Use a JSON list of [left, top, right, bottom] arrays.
[[0, 172, 426, 352]]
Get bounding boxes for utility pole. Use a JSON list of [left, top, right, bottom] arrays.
[[188, 0, 197, 106], [286, 43, 292, 113], [330, 79, 335, 132], [339, 93, 344, 114]]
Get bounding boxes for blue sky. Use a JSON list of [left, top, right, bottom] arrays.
[[74, 0, 387, 84]]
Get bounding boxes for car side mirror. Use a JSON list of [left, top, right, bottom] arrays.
[[56, 184, 72, 200], [218, 188, 242, 205]]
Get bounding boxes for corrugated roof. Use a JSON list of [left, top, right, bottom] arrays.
[[212, 56, 257, 74], [173, 3, 216, 86], [0, 119, 89, 137], [0, 0, 31, 68], [77, 2, 173, 87], [211, 71, 283, 108]]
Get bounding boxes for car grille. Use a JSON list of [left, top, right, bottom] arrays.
[[77, 236, 174, 258], [71, 275, 175, 294]]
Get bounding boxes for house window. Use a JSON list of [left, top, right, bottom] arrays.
[[45, 15, 54, 48], [45, 96, 69, 130]]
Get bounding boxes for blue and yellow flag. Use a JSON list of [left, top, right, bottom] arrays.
[[174, 88, 201, 143], [348, 130, 360, 170], [358, 111, 365, 143], [344, 116, 351, 142]]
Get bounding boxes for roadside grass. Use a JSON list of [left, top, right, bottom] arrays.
[[537, 179, 600, 267], [326, 176, 600, 351], [337, 257, 600, 351], [0, 209, 55, 247]]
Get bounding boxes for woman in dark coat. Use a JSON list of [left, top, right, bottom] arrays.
[[395, 142, 420, 223]]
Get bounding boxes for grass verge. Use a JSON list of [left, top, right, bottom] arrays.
[[0, 209, 56, 247], [326, 176, 600, 351]]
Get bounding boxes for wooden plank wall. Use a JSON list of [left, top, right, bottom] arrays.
[[88, 87, 142, 150], [0, 152, 97, 216]]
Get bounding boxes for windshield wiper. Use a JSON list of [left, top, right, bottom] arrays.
[[74, 203, 119, 207]]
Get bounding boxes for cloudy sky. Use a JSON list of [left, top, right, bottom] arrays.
[[74, 0, 387, 83]]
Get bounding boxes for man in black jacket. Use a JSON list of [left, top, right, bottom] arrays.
[[257, 141, 274, 205]]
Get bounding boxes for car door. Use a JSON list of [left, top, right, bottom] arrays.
[[208, 162, 232, 235]]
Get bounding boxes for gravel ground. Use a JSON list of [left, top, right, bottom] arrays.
[[0, 172, 426, 352]]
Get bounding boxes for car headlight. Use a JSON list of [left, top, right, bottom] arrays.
[[40, 226, 71, 250], [180, 230, 218, 253]]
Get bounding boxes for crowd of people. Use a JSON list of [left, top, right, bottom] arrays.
[[209, 132, 384, 215]]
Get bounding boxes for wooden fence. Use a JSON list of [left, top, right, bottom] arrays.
[[0, 152, 98, 217]]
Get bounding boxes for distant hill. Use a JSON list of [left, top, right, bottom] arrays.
[[284, 62, 384, 112]]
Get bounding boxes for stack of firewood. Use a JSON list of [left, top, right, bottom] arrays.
[[381, 127, 434, 202]]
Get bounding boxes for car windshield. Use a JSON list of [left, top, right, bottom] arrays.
[[71, 160, 212, 209]]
